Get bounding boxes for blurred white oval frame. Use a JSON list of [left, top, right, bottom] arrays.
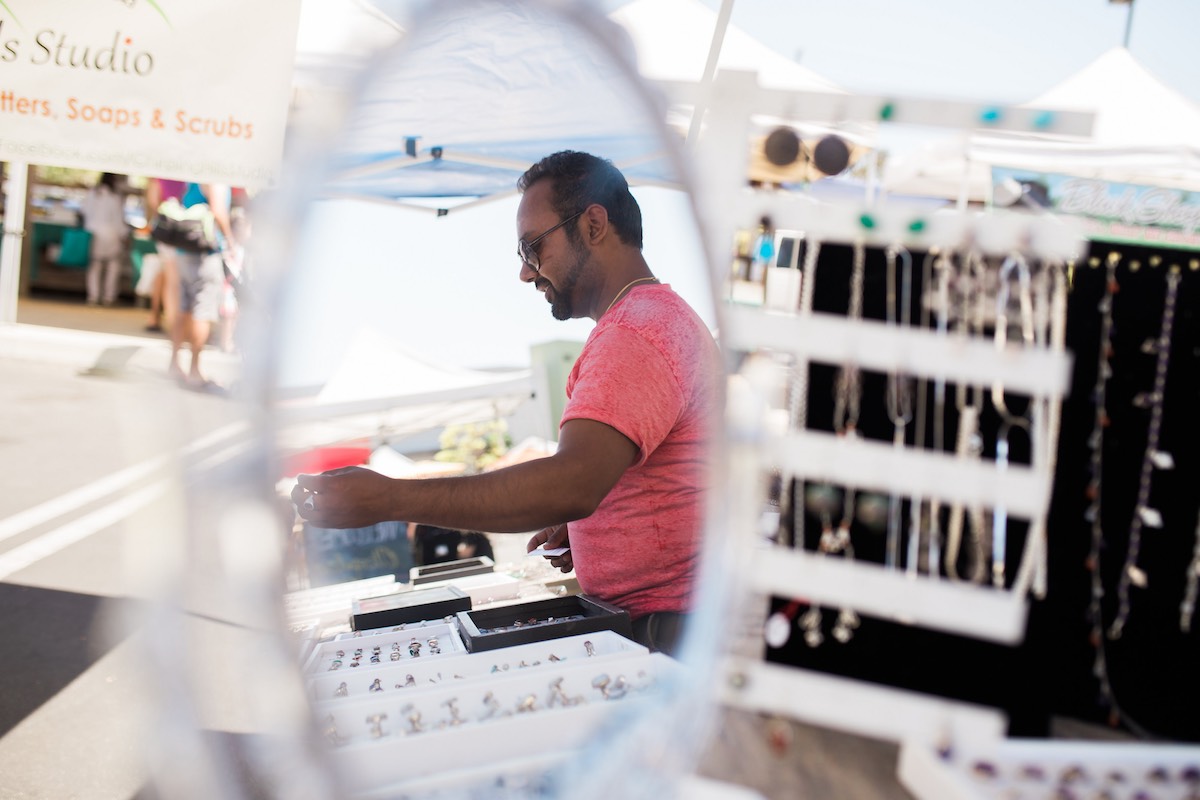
[[250, 2, 741, 799]]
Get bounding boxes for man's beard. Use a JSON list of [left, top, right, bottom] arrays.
[[550, 240, 589, 321]]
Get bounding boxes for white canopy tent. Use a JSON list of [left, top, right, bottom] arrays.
[[885, 46, 1200, 202], [296, 0, 847, 213], [273, 0, 850, 447], [274, 328, 533, 452]]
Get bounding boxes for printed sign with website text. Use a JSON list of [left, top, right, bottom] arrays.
[[992, 166, 1200, 251], [0, 0, 300, 187]]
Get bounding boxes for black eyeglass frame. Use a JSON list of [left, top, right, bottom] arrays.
[[517, 208, 586, 272]]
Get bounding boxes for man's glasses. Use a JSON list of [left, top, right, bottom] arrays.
[[517, 209, 585, 272]]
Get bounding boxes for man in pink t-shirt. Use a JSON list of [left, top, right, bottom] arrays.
[[294, 152, 721, 654], [557, 284, 718, 624]]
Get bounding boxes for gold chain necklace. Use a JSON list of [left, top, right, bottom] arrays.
[[603, 276, 658, 316]]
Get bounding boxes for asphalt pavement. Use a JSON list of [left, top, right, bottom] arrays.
[[0, 293, 261, 799]]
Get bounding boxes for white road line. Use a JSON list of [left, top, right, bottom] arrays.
[[0, 421, 249, 546], [0, 457, 169, 546], [0, 483, 166, 581], [0, 421, 254, 581]]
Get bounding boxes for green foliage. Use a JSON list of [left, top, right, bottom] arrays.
[[433, 419, 511, 473], [34, 166, 99, 188]]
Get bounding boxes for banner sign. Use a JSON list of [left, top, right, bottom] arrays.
[[992, 167, 1200, 250], [0, 0, 300, 188]]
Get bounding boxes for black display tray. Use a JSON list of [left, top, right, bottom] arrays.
[[350, 584, 471, 631], [455, 594, 632, 652], [409, 556, 495, 586]]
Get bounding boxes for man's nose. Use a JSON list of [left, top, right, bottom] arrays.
[[519, 260, 538, 282]]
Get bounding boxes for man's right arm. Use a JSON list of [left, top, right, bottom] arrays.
[[293, 417, 638, 533]]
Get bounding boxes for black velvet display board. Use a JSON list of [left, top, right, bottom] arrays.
[[763, 240, 1200, 742]]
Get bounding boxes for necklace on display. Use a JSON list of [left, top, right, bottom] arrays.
[[1109, 262, 1181, 641], [884, 244, 914, 571], [789, 237, 824, 551], [988, 252, 1036, 589], [603, 276, 658, 316], [947, 252, 988, 584], [1085, 250, 1121, 724]]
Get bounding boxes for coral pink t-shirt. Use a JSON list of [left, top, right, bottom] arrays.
[[561, 283, 721, 620]]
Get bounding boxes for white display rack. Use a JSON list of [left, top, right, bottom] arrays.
[[659, 76, 1095, 137], [768, 429, 1050, 524], [315, 651, 681, 795], [746, 548, 1028, 644], [707, 81, 1071, 632], [724, 191, 1088, 259], [722, 306, 1073, 399], [720, 656, 1006, 749], [302, 622, 466, 676], [307, 630, 646, 704], [898, 737, 1200, 800], [702, 69, 1077, 747]]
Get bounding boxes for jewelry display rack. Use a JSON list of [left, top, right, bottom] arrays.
[[898, 737, 1200, 800], [307, 618, 680, 795], [680, 70, 1085, 746], [303, 620, 467, 674], [682, 68, 1200, 794], [308, 630, 647, 704]]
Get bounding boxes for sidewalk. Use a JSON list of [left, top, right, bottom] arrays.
[[4, 292, 240, 386]]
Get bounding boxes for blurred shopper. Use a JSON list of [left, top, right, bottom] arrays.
[[218, 206, 252, 353], [168, 182, 234, 391], [142, 177, 186, 332], [80, 173, 128, 307]]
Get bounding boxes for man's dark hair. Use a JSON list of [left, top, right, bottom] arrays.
[[517, 151, 643, 249]]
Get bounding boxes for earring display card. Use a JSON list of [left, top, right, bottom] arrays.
[[456, 594, 633, 652], [307, 630, 647, 704], [410, 556, 495, 586], [898, 737, 1200, 800], [350, 584, 471, 631], [303, 622, 465, 676], [315, 651, 680, 794]]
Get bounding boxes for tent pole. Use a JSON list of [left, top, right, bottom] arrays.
[[0, 161, 29, 325], [685, 0, 735, 149]]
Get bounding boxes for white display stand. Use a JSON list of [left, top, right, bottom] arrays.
[[899, 737, 1200, 800], [308, 630, 646, 704], [315, 650, 681, 795], [302, 621, 467, 676], [694, 69, 1079, 752]]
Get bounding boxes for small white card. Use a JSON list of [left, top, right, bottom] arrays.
[[526, 546, 570, 558]]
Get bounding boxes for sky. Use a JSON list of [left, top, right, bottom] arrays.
[[276, 0, 1200, 389], [700, 0, 1200, 105]]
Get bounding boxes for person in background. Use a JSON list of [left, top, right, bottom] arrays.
[[218, 206, 251, 354], [142, 177, 187, 332], [168, 182, 234, 391], [79, 172, 128, 307], [294, 151, 722, 656]]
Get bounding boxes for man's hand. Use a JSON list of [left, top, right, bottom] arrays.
[[291, 466, 392, 529], [527, 523, 572, 573]]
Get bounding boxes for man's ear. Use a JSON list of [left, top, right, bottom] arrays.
[[582, 203, 609, 245]]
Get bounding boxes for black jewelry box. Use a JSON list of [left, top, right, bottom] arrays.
[[455, 594, 632, 652], [409, 555, 495, 586], [350, 584, 471, 631]]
